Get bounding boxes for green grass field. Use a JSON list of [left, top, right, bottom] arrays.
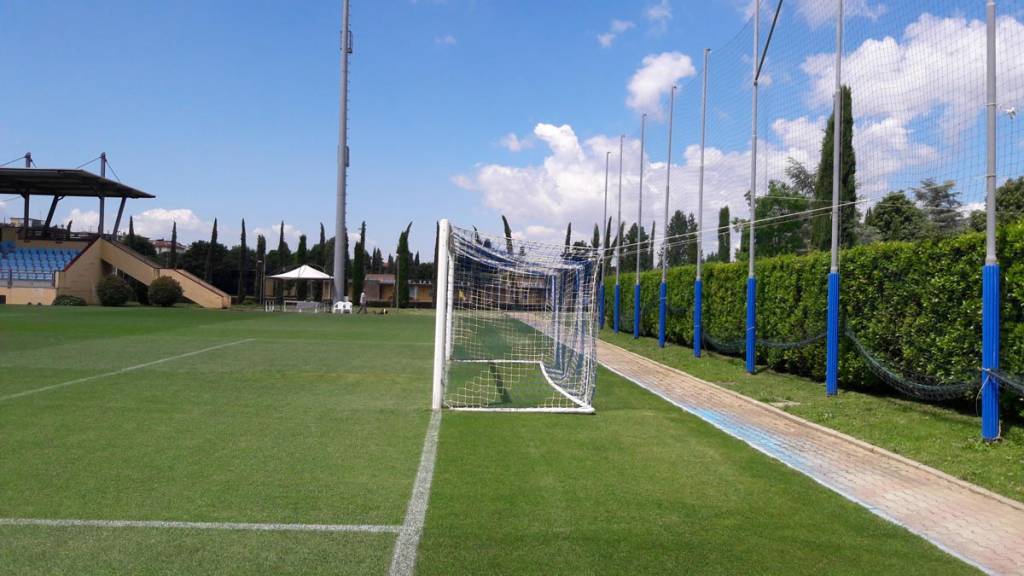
[[0, 306, 979, 574], [601, 330, 1024, 504]]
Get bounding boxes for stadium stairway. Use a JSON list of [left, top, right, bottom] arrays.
[[60, 239, 230, 309]]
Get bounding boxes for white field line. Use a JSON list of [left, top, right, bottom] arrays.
[[0, 517, 400, 533], [0, 338, 255, 403], [388, 410, 442, 576]]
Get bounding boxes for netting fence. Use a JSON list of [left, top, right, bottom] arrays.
[[600, 0, 1024, 413]]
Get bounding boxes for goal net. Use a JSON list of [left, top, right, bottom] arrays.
[[432, 220, 600, 413]]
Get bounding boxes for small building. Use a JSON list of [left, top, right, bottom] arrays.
[[152, 238, 185, 255]]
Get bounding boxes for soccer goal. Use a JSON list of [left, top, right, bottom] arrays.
[[432, 220, 600, 413]]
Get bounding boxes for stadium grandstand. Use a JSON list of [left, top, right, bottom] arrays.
[[0, 161, 229, 308]]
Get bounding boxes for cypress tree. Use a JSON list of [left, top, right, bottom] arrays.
[[238, 219, 247, 301], [397, 222, 412, 307], [256, 233, 266, 299], [717, 206, 730, 262], [352, 222, 366, 301], [204, 218, 217, 282], [811, 84, 857, 251], [169, 222, 178, 268]]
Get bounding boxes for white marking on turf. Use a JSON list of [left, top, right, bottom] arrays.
[[389, 410, 442, 576], [0, 339, 255, 403], [0, 517, 400, 533]]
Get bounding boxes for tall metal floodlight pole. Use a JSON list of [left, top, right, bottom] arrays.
[[695, 48, 709, 358], [826, 0, 844, 396], [614, 135, 624, 333], [982, 0, 1000, 440], [99, 152, 107, 239], [746, 0, 760, 374], [332, 0, 352, 304], [658, 87, 676, 348], [634, 113, 647, 339], [600, 151, 610, 329]]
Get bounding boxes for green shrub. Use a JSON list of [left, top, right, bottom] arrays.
[[604, 223, 1024, 394], [52, 294, 86, 306], [96, 275, 133, 307], [148, 276, 183, 307]]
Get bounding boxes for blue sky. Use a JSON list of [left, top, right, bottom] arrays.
[[2, 0, 1020, 258]]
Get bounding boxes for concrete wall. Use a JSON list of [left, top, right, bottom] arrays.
[[0, 286, 57, 305], [54, 240, 104, 304]]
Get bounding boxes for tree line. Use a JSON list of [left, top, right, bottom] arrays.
[[122, 218, 434, 305]]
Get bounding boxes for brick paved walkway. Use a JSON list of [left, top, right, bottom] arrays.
[[597, 340, 1024, 576]]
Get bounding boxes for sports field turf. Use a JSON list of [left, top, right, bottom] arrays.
[[0, 306, 979, 574]]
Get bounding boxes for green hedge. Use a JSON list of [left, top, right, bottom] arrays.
[[604, 224, 1024, 392]]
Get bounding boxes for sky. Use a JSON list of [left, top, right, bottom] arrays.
[[2, 0, 1022, 260]]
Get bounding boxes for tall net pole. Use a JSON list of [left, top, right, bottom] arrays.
[[694, 48, 709, 359], [826, 0, 844, 397], [746, 0, 760, 374], [332, 0, 351, 304], [634, 113, 647, 339], [659, 86, 676, 348], [599, 151, 610, 329], [982, 0, 1001, 440], [614, 135, 623, 333]]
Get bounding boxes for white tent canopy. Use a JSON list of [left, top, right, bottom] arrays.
[[269, 264, 332, 280]]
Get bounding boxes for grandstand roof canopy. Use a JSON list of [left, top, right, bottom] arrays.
[[0, 168, 154, 199]]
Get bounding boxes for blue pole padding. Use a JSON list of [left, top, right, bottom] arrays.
[[982, 263, 1001, 440], [598, 284, 606, 329], [746, 277, 756, 374], [633, 283, 641, 339], [614, 284, 621, 333], [658, 281, 667, 348], [694, 279, 703, 358], [826, 271, 840, 396]]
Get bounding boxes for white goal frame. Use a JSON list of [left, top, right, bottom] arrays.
[[431, 219, 599, 413]]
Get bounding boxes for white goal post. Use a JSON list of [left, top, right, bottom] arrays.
[[432, 219, 600, 413]]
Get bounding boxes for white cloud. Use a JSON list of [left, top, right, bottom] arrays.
[[597, 19, 635, 47], [740, 0, 884, 26], [451, 174, 475, 190], [646, 0, 672, 33], [794, 0, 886, 29], [434, 34, 457, 46], [627, 52, 696, 118], [796, 12, 1024, 201], [129, 208, 208, 239], [802, 13, 1024, 132], [453, 122, 776, 256], [499, 132, 533, 152], [63, 209, 99, 232], [254, 222, 304, 250]]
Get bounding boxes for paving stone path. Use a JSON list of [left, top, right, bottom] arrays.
[[597, 340, 1024, 576]]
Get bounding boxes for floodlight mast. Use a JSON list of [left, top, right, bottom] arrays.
[[981, 0, 1000, 440], [695, 48, 709, 358], [826, 0, 844, 397], [600, 151, 610, 329], [634, 113, 646, 339], [658, 86, 676, 348], [746, 0, 759, 374], [333, 0, 351, 304], [614, 135, 624, 333]]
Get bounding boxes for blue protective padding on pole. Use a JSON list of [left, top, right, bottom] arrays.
[[599, 283, 606, 329], [694, 279, 703, 358], [658, 281, 667, 348], [610, 282, 618, 332], [982, 263, 1001, 440], [745, 277, 756, 374], [825, 271, 840, 396], [633, 283, 641, 339]]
